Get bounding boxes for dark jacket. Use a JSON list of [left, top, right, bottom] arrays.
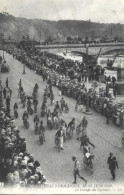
[[107, 156, 118, 170]]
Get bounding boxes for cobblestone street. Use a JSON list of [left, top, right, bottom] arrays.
[[1, 51, 124, 189]]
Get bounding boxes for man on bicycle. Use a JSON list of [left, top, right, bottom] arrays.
[[55, 101, 60, 112], [60, 97, 65, 111], [68, 118, 75, 136], [80, 135, 95, 149], [33, 97, 38, 113], [33, 114, 39, 128], [27, 98, 31, 113], [39, 121, 45, 142], [80, 117, 88, 131]]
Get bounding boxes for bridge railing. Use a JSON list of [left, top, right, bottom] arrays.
[[35, 42, 124, 49]]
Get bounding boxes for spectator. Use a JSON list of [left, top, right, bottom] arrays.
[[105, 107, 111, 124], [0, 108, 46, 187], [107, 153, 118, 180]]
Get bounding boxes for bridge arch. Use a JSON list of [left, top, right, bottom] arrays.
[[36, 43, 124, 56], [101, 48, 124, 55]]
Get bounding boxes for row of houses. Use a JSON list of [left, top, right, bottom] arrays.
[[0, 31, 123, 47], [42, 34, 123, 45], [0, 33, 37, 48]]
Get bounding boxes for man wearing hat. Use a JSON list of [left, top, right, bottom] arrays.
[[68, 118, 75, 136], [72, 156, 87, 185], [39, 121, 45, 142], [6, 95, 10, 113], [107, 153, 118, 180], [33, 97, 38, 113]]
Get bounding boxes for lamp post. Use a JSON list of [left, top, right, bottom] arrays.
[[85, 63, 91, 113], [2, 30, 4, 60], [83, 43, 92, 114], [3, 47, 4, 60], [22, 63, 25, 74], [0, 80, 3, 108], [85, 43, 90, 92], [22, 53, 26, 74]]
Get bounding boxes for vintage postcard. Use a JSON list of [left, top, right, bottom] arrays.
[[0, 0, 124, 194]]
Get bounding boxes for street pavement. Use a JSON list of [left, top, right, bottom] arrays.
[[0, 51, 124, 187]]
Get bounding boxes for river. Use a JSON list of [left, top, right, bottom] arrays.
[[57, 52, 83, 62]]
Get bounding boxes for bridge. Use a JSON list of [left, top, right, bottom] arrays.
[[35, 42, 124, 56]]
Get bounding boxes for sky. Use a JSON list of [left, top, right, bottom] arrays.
[[0, 0, 124, 23]]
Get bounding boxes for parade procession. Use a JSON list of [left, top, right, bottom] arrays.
[[0, 0, 124, 194]]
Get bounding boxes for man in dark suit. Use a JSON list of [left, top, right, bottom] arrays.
[[107, 153, 118, 180]]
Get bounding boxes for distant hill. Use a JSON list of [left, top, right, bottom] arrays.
[[0, 13, 123, 42]]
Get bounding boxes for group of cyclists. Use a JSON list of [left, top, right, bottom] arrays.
[[16, 77, 96, 174]]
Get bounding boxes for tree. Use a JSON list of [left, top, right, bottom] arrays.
[[46, 35, 53, 44], [78, 36, 82, 42], [66, 36, 73, 43]]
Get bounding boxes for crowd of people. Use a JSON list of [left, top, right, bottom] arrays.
[[0, 56, 10, 73], [0, 43, 121, 186], [0, 73, 95, 187], [2, 44, 123, 128], [17, 78, 95, 177], [0, 79, 46, 188]]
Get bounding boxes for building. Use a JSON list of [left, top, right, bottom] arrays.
[[19, 35, 36, 49], [4, 36, 18, 46]]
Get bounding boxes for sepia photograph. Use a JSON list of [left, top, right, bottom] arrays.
[[0, 0, 124, 194]]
